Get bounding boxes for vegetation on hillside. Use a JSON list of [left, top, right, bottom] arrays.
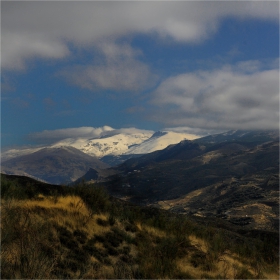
[[1, 174, 279, 279]]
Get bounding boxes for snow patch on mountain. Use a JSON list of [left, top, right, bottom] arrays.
[[124, 131, 200, 155], [1, 128, 201, 160], [51, 132, 153, 157]]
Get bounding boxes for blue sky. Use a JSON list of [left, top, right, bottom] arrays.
[[1, 1, 279, 149]]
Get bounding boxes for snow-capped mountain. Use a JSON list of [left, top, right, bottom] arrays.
[[1, 129, 201, 162], [124, 131, 199, 155], [51, 132, 153, 157]]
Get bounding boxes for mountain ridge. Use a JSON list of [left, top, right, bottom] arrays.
[[1, 130, 200, 161], [1, 146, 109, 184]]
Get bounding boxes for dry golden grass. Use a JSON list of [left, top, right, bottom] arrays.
[[2, 192, 278, 279], [262, 270, 280, 280], [189, 235, 208, 253], [24, 195, 89, 214], [1, 195, 119, 279], [177, 257, 203, 279], [177, 247, 259, 279], [179, 234, 275, 279], [216, 254, 251, 278], [14, 195, 114, 237], [141, 224, 166, 238]]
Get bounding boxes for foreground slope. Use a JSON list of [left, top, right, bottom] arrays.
[[1, 174, 279, 279]]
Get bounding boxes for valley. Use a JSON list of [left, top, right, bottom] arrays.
[[100, 132, 278, 233], [1, 130, 279, 231]]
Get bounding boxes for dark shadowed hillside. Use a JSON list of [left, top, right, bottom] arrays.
[[1, 146, 109, 184], [194, 130, 278, 145], [103, 131, 279, 231]]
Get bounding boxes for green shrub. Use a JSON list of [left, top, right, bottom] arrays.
[[1, 177, 28, 200], [72, 184, 110, 214], [73, 229, 87, 244], [68, 247, 89, 263], [96, 217, 109, 227], [94, 234, 106, 243], [190, 251, 207, 268], [121, 246, 131, 255], [108, 214, 116, 226], [83, 244, 106, 263], [120, 253, 135, 264], [124, 222, 138, 232], [105, 245, 119, 256], [105, 231, 123, 247]]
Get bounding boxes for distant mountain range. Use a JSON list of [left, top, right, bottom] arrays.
[[1, 129, 278, 188], [101, 129, 279, 231], [1, 129, 278, 230], [194, 130, 279, 144], [1, 130, 199, 183], [2, 130, 199, 161], [1, 146, 109, 184]]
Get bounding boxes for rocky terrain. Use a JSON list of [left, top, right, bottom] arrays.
[[102, 131, 279, 232]]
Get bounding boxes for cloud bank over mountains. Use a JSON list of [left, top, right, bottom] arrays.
[[151, 60, 279, 130], [1, 1, 279, 148], [2, 1, 278, 71], [28, 126, 155, 145]]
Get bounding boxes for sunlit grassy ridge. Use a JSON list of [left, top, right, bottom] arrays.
[[1, 174, 279, 279]]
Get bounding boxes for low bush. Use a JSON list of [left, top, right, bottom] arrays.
[[105, 231, 123, 247], [105, 245, 119, 256], [234, 266, 255, 279], [108, 214, 116, 226], [96, 217, 109, 227], [124, 222, 138, 233], [121, 246, 131, 255], [73, 229, 87, 244]]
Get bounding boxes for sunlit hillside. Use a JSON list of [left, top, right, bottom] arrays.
[[1, 174, 279, 279]]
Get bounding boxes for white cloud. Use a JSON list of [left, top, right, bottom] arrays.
[[2, 1, 278, 70], [151, 60, 279, 130], [2, 32, 70, 70], [28, 126, 114, 143], [100, 127, 154, 138], [28, 126, 154, 144], [163, 126, 225, 137], [58, 42, 157, 92]]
